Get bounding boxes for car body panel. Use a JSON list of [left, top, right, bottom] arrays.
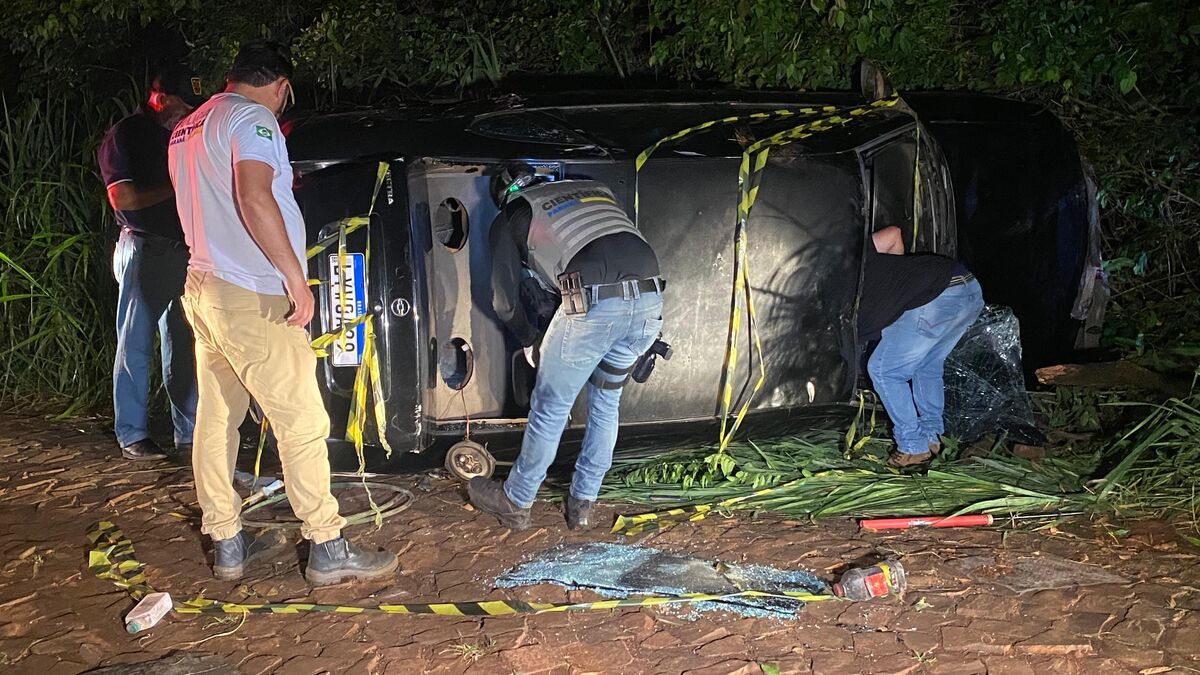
[[285, 90, 1095, 470]]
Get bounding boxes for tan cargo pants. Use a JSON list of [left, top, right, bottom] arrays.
[[181, 270, 345, 543]]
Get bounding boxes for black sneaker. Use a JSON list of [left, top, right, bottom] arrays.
[[121, 438, 167, 461], [212, 530, 289, 581], [467, 478, 532, 531], [305, 537, 399, 586], [566, 495, 595, 531]]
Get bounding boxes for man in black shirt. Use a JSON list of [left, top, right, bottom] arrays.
[[859, 227, 983, 467], [469, 163, 664, 531], [98, 65, 204, 460]]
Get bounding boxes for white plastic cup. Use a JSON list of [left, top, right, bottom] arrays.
[[125, 592, 172, 634]]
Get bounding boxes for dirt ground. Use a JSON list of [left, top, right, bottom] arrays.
[[0, 412, 1197, 675]]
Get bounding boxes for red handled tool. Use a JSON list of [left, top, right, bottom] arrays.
[[860, 512, 1084, 531]]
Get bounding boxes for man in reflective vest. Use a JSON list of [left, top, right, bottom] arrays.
[[469, 162, 665, 531]]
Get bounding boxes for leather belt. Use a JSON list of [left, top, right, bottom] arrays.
[[591, 277, 665, 301]]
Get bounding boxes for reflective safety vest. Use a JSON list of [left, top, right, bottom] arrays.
[[519, 180, 646, 287]]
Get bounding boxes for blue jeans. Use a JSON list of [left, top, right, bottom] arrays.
[[113, 229, 197, 447], [504, 291, 665, 507], [867, 280, 983, 454]]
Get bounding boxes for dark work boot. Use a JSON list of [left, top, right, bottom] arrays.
[[121, 438, 167, 461], [467, 478, 531, 531], [305, 537, 399, 586], [212, 530, 289, 581], [566, 495, 595, 531]]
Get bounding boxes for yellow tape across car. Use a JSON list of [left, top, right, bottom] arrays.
[[616, 95, 918, 534], [302, 96, 920, 465], [87, 521, 836, 617], [303, 162, 392, 458]]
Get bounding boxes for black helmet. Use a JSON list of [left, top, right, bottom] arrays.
[[491, 161, 539, 206]]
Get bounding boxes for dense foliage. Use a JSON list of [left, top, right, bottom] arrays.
[[0, 0, 1197, 408]]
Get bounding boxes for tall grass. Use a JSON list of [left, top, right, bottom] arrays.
[[0, 95, 122, 412]]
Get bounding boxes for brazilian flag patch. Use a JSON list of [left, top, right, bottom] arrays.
[[254, 125, 273, 140]]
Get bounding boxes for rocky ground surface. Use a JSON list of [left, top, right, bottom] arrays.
[[0, 412, 1197, 674]]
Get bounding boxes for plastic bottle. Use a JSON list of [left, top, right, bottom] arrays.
[[125, 592, 172, 634], [832, 559, 907, 601], [243, 479, 285, 508]]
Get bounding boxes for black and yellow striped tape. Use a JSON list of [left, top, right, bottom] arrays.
[[621, 94, 920, 536], [610, 475, 813, 536], [296, 162, 393, 460], [88, 521, 836, 618], [633, 104, 850, 218], [718, 96, 904, 454], [633, 97, 908, 459], [88, 521, 156, 601]]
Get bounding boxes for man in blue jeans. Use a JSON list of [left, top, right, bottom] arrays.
[[469, 163, 664, 530], [99, 65, 204, 460], [860, 227, 984, 467]]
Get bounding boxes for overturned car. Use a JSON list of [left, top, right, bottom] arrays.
[[283, 85, 1101, 474]]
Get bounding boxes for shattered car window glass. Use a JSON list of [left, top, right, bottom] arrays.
[[469, 112, 592, 145], [944, 305, 1043, 445]]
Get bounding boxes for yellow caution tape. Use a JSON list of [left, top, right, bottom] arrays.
[[637, 107, 858, 448], [633, 104, 851, 219], [252, 415, 268, 486], [346, 163, 393, 459], [303, 216, 370, 261], [611, 475, 808, 536], [345, 317, 393, 454], [310, 313, 370, 358], [88, 521, 156, 601], [618, 98, 916, 535], [305, 163, 388, 349], [716, 205, 764, 454], [296, 98, 918, 475], [87, 521, 837, 617], [300, 162, 393, 460], [610, 463, 891, 536], [843, 390, 879, 456], [239, 164, 392, 524], [634, 97, 909, 461], [716, 97, 904, 454]]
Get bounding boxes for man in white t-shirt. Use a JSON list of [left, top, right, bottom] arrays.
[[169, 40, 397, 585]]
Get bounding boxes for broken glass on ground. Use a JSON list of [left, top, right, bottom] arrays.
[[944, 305, 1044, 445], [495, 542, 830, 619]]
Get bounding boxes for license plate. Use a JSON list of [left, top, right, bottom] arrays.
[[328, 253, 366, 367]]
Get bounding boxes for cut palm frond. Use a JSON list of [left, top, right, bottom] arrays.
[[598, 395, 1200, 533]]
